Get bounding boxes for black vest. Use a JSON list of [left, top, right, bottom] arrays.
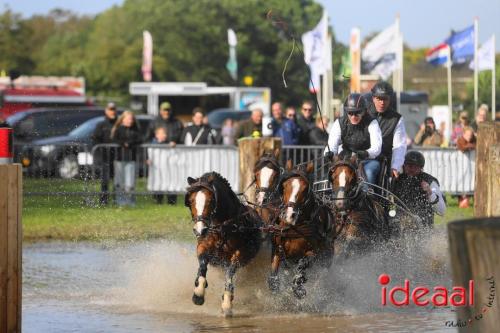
[[368, 104, 401, 160], [339, 114, 374, 152], [393, 172, 440, 227]]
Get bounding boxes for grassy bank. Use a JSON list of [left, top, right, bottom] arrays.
[[22, 179, 474, 242]]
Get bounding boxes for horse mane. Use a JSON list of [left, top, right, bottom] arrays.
[[201, 172, 241, 214]]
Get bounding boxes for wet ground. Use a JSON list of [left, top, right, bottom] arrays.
[[23, 229, 458, 332]]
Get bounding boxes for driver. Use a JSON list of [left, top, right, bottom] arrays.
[[325, 93, 382, 186]]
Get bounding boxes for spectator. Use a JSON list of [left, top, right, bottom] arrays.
[[308, 116, 329, 146], [296, 101, 316, 144], [111, 111, 143, 206], [414, 117, 443, 147], [221, 118, 236, 145], [146, 101, 183, 145], [275, 110, 300, 145], [456, 126, 476, 152], [235, 108, 263, 139], [92, 102, 118, 205], [181, 107, 217, 145], [471, 104, 488, 132], [451, 111, 470, 145], [285, 106, 297, 122], [270, 102, 284, 136], [148, 127, 169, 204], [146, 101, 182, 204]]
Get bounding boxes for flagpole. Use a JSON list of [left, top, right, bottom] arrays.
[[474, 18, 479, 115], [447, 44, 453, 142], [493, 34, 496, 121]]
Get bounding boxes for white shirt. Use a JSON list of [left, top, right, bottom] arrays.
[[325, 118, 382, 159], [391, 118, 407, 171], [429, 180, 446, 216]]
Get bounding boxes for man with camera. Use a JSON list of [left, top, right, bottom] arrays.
[[414, 117, 443, 147]]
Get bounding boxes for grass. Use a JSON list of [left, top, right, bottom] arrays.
[[22, 179, 475, 242]]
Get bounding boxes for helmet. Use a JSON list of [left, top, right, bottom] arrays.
[[404, 151, 425, 167], [343, 93, 367, 114], [371, 81, 394, 98]]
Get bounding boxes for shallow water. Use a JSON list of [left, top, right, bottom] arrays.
[[23, 228, 458, 332]]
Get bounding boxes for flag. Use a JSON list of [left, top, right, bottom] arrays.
[[350, 27, 361, 92], [302, 11, 331, 93], [426, 43, 449, 66], [226, 29, 238, 81], [469, 35, 495, 71], [142, 31, 153, 82], [362, 22, 398, 80], [446, 25, 474, 64]]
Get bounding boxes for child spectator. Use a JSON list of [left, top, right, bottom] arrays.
[[451, 111, 470, 145], [221, 118, 236, 145], [456, 126, 476, 152], [148, 127, 170, 204]]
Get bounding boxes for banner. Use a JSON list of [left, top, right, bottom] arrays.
[[142, 31, 153, 82], [350, 27, 361, 92], [302, 11, 331, 92], [362, 22, 398, 80], [469, 35, 495, 71], [226, 29, 238, 81], [446, 25, 474, 64]]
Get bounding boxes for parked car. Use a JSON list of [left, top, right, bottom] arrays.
[[6, 107, 123, 145], [21, 114, 153, 179], [207, 108, 251, 130]]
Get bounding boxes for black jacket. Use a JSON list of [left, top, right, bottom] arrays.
[[308, 127, 328, 146], [113, 125, 143, 161], [296, 115, 315, 145], [92, 117, 116, 144], [181, 125, 217, 145], [339, 114, 374, 153], [146, 116, 183, 143], [368, 103, 401, 161]]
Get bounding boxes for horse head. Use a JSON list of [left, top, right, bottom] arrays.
[[278, 160, 314, 226], [185, 175, 218, 238], [328, 154, 361, 213], [254, 149, 281, 206]]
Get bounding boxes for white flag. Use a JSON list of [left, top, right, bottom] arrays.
[[470, 35, 495, 71], [362, 23, 398, 80], [142, 31, 153, 82], [302, 11, 331, 92]]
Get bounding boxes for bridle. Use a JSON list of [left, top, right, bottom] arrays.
[[328, 160, 363, 202], [254, 156, 282, 207], [278, 169, 314, 225], [185, 181, 218, 234]]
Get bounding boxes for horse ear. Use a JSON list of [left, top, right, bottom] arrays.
[[306, 161, 314, 174], [285, 159, 293, 171], [187, 177, 196, 185], [350, 154, 357, 165], [273, 148, 280, 159]]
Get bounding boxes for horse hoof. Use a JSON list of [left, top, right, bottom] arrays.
[[267, 275, 280, 293], [293, 285, 307, 299], [192, 294, 205, 305]]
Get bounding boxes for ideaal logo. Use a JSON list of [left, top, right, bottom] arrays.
[[378, 274, 496, 328]]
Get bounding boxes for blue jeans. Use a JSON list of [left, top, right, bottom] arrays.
[[114, 161, 136, 206], [361, 159, 380, 186]]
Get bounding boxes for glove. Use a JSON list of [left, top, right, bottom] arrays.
[[324, 151, 334, 161], [338, 149, 352, 160], [355, 150, 369, 160]]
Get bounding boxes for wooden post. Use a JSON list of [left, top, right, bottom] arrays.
[[0, 164, 22, 333], [238, 138, 281, 202], [448, 217, 500, 333], [474, 122, 500, 217], [487, 145, 500, 216]]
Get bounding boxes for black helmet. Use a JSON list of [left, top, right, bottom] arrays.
[[371, 81, 394, 98], [343, 93, 367, 114], [404, 151, 425, 167]]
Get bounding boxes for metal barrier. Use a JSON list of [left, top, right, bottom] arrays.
[[18, 142, 474, 196]]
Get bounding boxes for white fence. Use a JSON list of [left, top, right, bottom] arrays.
[[146, 145, 474, 195], [146, 145, 239, 193]]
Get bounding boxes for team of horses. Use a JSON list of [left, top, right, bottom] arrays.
[[184, 150, 390, 316]]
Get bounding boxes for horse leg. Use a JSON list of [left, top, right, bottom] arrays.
[[292, 254, 313, 299], [267, 245, 281, 293], [221, 260, 238, 317], [192, 254, 209, 305]]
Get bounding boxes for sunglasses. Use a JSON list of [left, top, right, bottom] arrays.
[[347, 111, 362, 116], [302, 108, 313, 111], [286, 114, 295, 118], [375, 96, 389, 101]]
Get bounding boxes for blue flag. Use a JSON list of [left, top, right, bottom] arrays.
[[445, 25, 474, 64]]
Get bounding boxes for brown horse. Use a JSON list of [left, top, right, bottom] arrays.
[[327, 155, 389, 255], [269, 161, 335, 298], [185, 172, 262, 316], [253, 150, 282, 228]]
